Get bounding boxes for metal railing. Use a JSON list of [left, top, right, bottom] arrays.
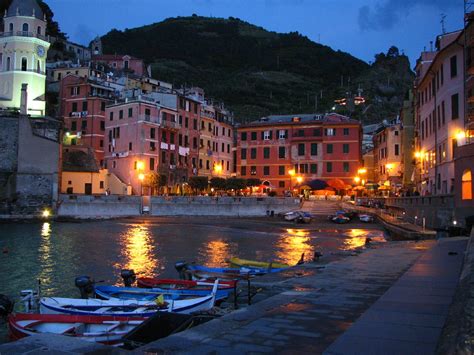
[[0, 31, 49, 41]]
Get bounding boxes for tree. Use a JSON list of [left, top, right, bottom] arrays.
[[189, 176, 209, 192], [245, 178, 261, 187], [210, 177, 226, 190], [225, 178, 246, 191], [146, 173, 167, 192]]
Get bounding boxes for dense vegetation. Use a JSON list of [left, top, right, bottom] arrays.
[[101, 16, 414, 124]]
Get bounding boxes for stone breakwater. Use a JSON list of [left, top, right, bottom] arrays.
[[57, 195, 300, 218]]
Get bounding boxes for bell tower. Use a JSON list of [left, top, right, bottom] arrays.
[[0, 0, 50, 116]]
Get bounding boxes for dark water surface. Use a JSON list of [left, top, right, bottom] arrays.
[[0, 217, 386, 342]]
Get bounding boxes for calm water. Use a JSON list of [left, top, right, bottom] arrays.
[[0, 218, 386, 342]]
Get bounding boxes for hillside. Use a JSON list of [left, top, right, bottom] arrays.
[[101, 16, 414, 124]]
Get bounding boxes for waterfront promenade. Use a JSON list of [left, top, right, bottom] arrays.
[[137, 237, 467, 354]]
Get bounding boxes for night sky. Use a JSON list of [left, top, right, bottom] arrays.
[[48, 0, 463, 65]]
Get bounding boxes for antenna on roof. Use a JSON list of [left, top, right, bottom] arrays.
[[440, 13, 446, 34]]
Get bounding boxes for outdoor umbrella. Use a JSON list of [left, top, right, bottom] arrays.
[[306, 179, 329, 190], [365, 183, 379, 190], [327, 178, 346, 190]]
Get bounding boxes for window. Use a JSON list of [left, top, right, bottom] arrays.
[[325, 128, 335, 136], [109, 112, 114, 121], [250, 166, 257, 175], [193, 119, 197, 130], [72, 102, 78, 113], [150, 141, 156, 151], [326, 162, 333, 173], [263, 147, 270, 159], [241, 166, 247, 176], [327, 144, 333, 154], [6, 56, 10, 71], [299, 164, 308, 174], [162, 131, 167, 143], [128, 108, 133, 117], [129, 142, 132, 151], [310, 164, 317, 174], [263, 130, 271, 140], [22, 23, 28, 32], [263, 166, 270, 176], [170, 132, 175, 144], [8, 23, 13, 32], [241, 148, 247, 160], [101, 102, 106, 111], [343, 162, 349, 172], [82, 101, 88, 112], [150, 128, 156, 139], [298, 143, 305, 156], [150, 158, 155, 171], [297, 129, 304, 137], [119, 110, 123, 119], [311, 143, 318, 156], [241, 132, 247, 141], [71, 121, 77, 131], [442, 101, 446, 124], [279, 181, 285, 188], [451, 94, 459, 120], [279, 146, 285, 158], [450, 55, 457, 78], [193, 137, 197, 149], [395, 144, 400, 156], [81, 120, 87, 129], [279, 166, 285, 175], [251, 132, 257, 140], [462, 169, 472, 200], [250, 148, 257, 159], [343, 128, 349, 136], [21, 57, 27, 71], [343, 144, 349, 154], [100, 121, 105, 131], [279, 130, 286, 139], [162, 152, 167, 164], [441, 63, 444, 85], [394, 130, 399, 136], [313, 128, 322, 136]]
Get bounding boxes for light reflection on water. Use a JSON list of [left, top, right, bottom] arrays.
[[275, 229, 313, 265]]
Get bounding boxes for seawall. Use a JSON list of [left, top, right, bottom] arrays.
[[57, 195, 300, 218]]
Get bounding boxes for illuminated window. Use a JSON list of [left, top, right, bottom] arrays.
[[462, 169, 472, 200]]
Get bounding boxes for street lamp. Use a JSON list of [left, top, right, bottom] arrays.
[[213, 163, 222, 175], [288, 169, 296, 194], [354, 176, 361, 184], [296, 176, 303, 184], [138, 173, 145, 196]]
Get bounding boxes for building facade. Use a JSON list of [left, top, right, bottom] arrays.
[[60, 75, 116, 166], [92, 54, 145, 77], [0, 0, 50, 116], [236, 113, 362, 194], [414, 31, 465, 195], [373, 119, 403, 187]]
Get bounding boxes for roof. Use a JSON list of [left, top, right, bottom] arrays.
[[62, 149, 99, 173], [92, 54, 141, 61], [6, 0, 44, 19], [241, 113, 360, 128]]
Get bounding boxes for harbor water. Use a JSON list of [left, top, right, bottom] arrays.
[[0, 217, 386, 343]]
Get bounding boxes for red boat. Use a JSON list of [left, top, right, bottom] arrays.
[[137, 277, 237, 290], [8, 313, 145, 346]]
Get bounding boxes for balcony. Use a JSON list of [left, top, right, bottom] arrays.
[[160, 119, 180, 130], [0, 31, 49, 42]]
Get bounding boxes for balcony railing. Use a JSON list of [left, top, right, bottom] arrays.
[[161, 119, 180, 130], [0, 31, 49, 41]]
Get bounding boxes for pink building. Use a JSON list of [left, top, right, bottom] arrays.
[[373, 119, 403, 187], [92, 54, 146, 77], [414, 31, 465, 195], [104, 98, 181, 194]]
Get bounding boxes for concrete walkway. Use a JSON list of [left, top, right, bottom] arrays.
[[137, 239, 457, 354], [325, 237, 467, 355]]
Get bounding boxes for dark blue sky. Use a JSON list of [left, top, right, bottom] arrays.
[[48, 0, 463, 65]]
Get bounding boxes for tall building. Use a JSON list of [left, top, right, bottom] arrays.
[[400, 90, 415, 189], [414, 31, 465, 195], [373, 119, 403, 188], [0, 0, 50, 116], [236, 113, 362, 194]]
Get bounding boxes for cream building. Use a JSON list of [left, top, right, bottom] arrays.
[[0, 0, 50, 116]]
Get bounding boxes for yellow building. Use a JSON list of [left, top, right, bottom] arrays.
[[0, 0, 50, 116]]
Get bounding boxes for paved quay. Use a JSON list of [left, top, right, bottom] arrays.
[[137, 237, 466, 354]]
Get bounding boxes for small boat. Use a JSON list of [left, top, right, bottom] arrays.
[[284, 211, 300, 221], [230, 257, 289, 270], [94, 285, 230, 302], [331, 215, 350, 224], [284, 211, 312, 223], [8, 313, 144, 346], [137, 278, 236, 290], [40, 281, 218, 316], [298, 212, 312, 224], [359, 214, 374, 223], [178, 264, 287, 280]]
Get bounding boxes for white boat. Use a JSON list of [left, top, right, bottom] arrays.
[[359, 214, 374, 223], [40, 281, 218, 317]]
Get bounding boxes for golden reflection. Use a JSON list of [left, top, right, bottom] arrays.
[[342, 229, 386, 250], [276, 229, 313, 265], [41, 222, 51, 237], [203, 239, 230, 267], [118, 224, 157, 276]]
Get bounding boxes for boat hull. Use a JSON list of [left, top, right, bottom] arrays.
[[229, 257, 289, 269]]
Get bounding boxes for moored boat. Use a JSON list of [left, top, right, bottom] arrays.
[[8, 313, 144, 346], [229, 257, 289, 269], [177, 263, 286, 280], [137, 278, 236, 290], [94, 285, 230, 302]]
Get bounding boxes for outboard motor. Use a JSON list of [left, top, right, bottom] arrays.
[[0, 294, 14, 317], [121, 269, 136, 287], [75, 276, 95, 299], [175, 261, 189, 280]]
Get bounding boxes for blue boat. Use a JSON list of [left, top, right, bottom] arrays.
[[182, 264, 288, 279], [94, 285, 230, 302]]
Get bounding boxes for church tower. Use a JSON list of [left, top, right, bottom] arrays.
[[0, 0, 50, 116]]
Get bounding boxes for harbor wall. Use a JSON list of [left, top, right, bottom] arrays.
[[56, 195, 300, 218]]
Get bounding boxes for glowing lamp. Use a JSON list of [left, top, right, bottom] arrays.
[[136, 161, 145, 171], [357, 168, 367, 174], [296, 176, 303, 184], [354, 176, 361, 183], [138, 173, 145, 181], [456, 130, 466, 140], [414, 151, 421, 159], [288, 169, 295, 176], [386, 163, 394, 170], [214, 164, 222, 173], [42, 209, 50, 218]]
